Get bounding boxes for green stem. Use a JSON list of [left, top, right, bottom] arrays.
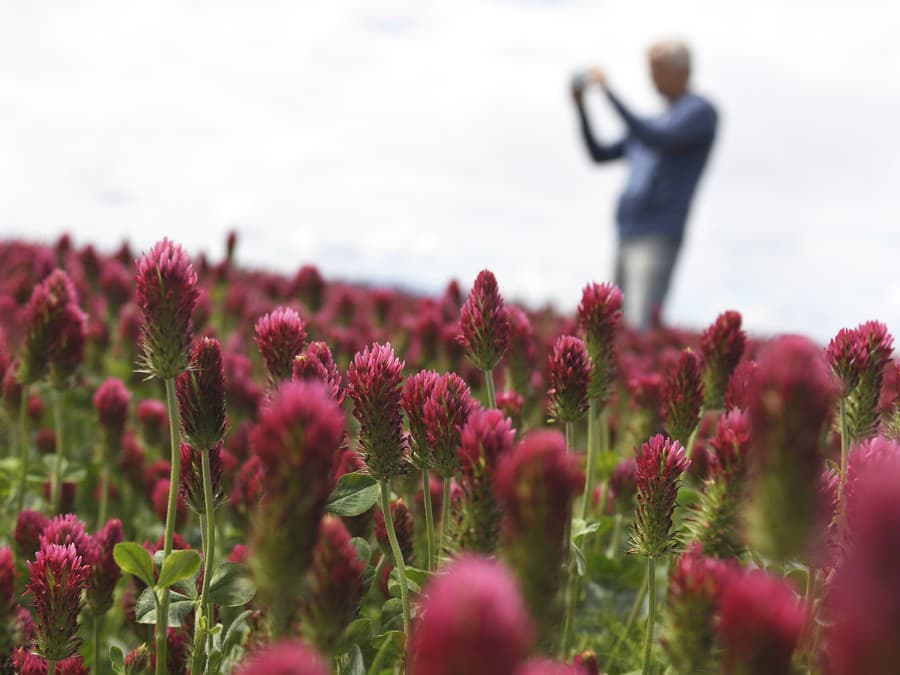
[[48, 661, 56, 675], [580, 401, 603, 521], [50, 388, 65, 514], [16, 385, 29, 513], [92, 614, 103, 675], [560, 421, 577, 658], [838, 397, 849, 500], [422, 469, 436, 571], [642, 556, 657, 675], [685, 411, 702, 459], [156, 377, 182, 675], [97, 459, 109, 529], [370, 553, 388, 593], [605, 512, 624, 558], [191, 448, 217, 675], [484, 368, 496, 409], [438, 477, 451, 565], [380, 480, 411, 635]]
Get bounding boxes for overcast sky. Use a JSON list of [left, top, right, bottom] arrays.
[[2, 0, 899, 342]]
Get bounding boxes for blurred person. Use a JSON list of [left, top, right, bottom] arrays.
[[572, 40, 718, 331]]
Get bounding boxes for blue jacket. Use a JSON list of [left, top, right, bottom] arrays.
[[577, 89, 718, 242]]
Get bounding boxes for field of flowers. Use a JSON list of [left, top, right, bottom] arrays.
[[0, 233, 897, 675]]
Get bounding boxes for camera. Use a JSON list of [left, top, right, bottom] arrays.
[[571, 71, 589, 92]]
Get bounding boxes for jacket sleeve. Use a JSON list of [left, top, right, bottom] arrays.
[[605, 89, 716, 153], [576, 100, 625, 162]]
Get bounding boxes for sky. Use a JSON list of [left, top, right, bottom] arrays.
[[2, 0, 899, 342]]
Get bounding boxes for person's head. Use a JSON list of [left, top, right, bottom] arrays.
[[648, 40, 691, 101]]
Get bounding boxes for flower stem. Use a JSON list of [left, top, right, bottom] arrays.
[[97, 449, 109, 529], [156, 377, 182, 675], [48, 660, 56, 675], [483, 368, 496, 409], [605, 512, 624, 559], [438, 477, 451, 565], [16, 384, 30, 513], [838, 397, 849, 500], [191, 448, 217, 675], [580, 401, 602, 521], [560, 421, 577, 658], [641, 556, 657, 675], [380, 480, 411, 635], [685, 411, 702, 459], [50, 388, 65, 514], [92, 614, 103, 675], [422, 469, 436, 571]]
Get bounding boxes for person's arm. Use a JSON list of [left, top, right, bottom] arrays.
[[574, 96, 625, 163], [605, 89, 715, 153]]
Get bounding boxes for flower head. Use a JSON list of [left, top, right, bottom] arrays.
[[572, 650, 600, 675], [347, 342, 406, 482], [234, 641, 329, 675], [402, 369, 441, 469], [547, 335, 592, 424], [135, 238, 200, 379], [607, 457, 638, 513], [292, 341, 345, 404], [629, 434, 690, 558], [93, 378, 131, 434], [700, 311, 746, 409], [505, 306, 537, 394], [15, 509, 50, 561], [708, 408, 752, 483], [408, 556, 534, 675], [718, 570, 805, 675], [724, 359, 758, 411], [576, 282, 623, 404], [424, 372, 477, 478], [255, 306, 308, 383], [179, 442, 224, 514], [374, 498, 414, 564], [85, 518, 123, 615], [39, 513, 92, 560], [459, 269, 510, 371], [136, 398, 168, 448], [176, 336, 227, 450], [26, 543, 89, 661], [662, 348, 704, 444]]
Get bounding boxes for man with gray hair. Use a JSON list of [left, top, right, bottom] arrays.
[[572, 39, 718, 330]]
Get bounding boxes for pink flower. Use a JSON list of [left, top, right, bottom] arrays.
[[576, 282, 623, 405], [136, 398, 169, 448], [662, 348, 704, 444], [176, 336, 227, 450], [700, 310, 746, 409], [292, 341, 345, 404], [85, 519, 123, 616], [547, 335, 592, 425], [14, 650, 88, 675], [607, 457, 637, 513], [293, 265, 327, 312], [630, 434, 689, 558], [151, 479, 186, 529], [826, 327, 868, 396], [301, 516, 366, 654], [347, 342, 406, 482], [179, 442, 224, 514], [496, 389, 525, 420], [39, 514, 92, 560], [135, 238, 200, 379], [26, 543, 90, 661], [718, 570, 805, 675], [374, 498, 415, 565], [505, 305, 537, 394], [93, 378, 131, 433], [234, 641, 329, 675], [408, 556, 534, 675], [14, 509, 49, 560], [255, 306, 308, 383], [459, 269, 510, 371], [572, 650, 600, 675], [724, 359, 757, 411], [424, 372, 477, 479], [0, 547, 15, 612], [708, 408, 752, 482], [402, 369, 441, 469]]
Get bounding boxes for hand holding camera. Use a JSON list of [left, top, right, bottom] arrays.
[[571, 67, 608, 104]]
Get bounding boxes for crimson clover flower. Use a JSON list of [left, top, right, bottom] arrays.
[[255, 306, 308, 383], [176, 336, 227, 451], [402, 369, 441, 469], [93, 378, 131, 436], [179, 442, 224, 514], [14, 509, 50, 561], [700, 310, 746, 409], [547, 335, 592, 425], [234, 641, 329, 675], [292, 341, 345, 404], [85, 518, 123, 616], [374, 498, 414, 565], [576, 282, 623, 405], [17, 269, 79, 385], [424, 372, 477, 479], [459, 269, 510, 372], [662, 348, 704, 444]]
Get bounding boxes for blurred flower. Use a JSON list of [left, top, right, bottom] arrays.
[[459, 269, 510, 372], [234, 641, 329, 675], [255, 306, 308, 383], [607, 457, 637, 513], [292, 341, 344, 404], [136, 398, 168, 448], [93, 378, 131, 435], [124, 644, 151, 675], [547, 335, 592, 425], [374, 498, 414, 565], [14, 509, 49, 561], [662, 348, 704, 444], [572, 650, 600, 675], [347, 342, 406, 482], [424, 372, 476, 479], [135, 238, 200, 380], [176, 337, 227, 451], [700, 311, 746, 409], [724, 360, 757, 412], [14, 650, 88, 675], [17, 270, 79, 385], [151, 479, 186, 529], [576, 282, 623, 405], [85, 519, 123, 616], [505, 306, 537, 395], [408, 556, 534, 675], [179, 442, 224, 514], [629, 434, 689, 558]]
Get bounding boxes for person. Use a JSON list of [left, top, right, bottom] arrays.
[[572, 40, 718, 331]]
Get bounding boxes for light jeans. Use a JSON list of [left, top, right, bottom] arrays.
[[613, 235, 681, 331]]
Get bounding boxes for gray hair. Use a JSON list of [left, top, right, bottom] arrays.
[[649, 40, 692, 72]]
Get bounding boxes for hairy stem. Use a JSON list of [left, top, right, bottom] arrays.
[[50, 388, 65, 514], [191, 448, 217, 675], [92, 614, 103, 675], [560, 421, 577, 658], [438, 477, 451, 564], [580, 401, 603, 521], [642, 556, 657, 675], [422, 468, 436, 571], [380, 480, 411, 635], [838, 397, 849, 501], [16, 384, 30, 513]]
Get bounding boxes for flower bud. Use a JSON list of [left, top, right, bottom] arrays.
[[700, 311, 746, 409], [459, 270, 510, 371], [176, 337, 227, 450], [234, 641, 329, 675], [93, 378, 131, 435]]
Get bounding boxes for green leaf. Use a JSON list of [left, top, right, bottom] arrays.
[[208, 562, 256, 607], [109, 645, 125, 674], [351, 537, 372, 564], [348, 645, 366, 675], [326, 472, 379, 516], [388, 567, 422, 597], [571, 518, 601, 540], [114, 542, 156, 587], [572, 541, 587, 577], [135, 587, 194, 626], [380, 598, 404, 632], [157, 550, 202, 589], [341, 618, 374, 651], [222, 609, 253, 652]]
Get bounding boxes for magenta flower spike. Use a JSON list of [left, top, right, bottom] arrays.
[[459, 269, 510, 374], [93, 378, 131, 436], [26, 543, 90, 662], [374, 498, 415, 564], [629, 434, 690, 558], [576, 282, 623, 405], [17, 269, 79, 385], [86, 519, 123, 616], [572, 650, 600, 675], [39, 514, 92, 560], [234, 641, 330, 675], [250, 380, 345, 635], [254, 306, 308, 383], [423, 371, 477, 479], [135, 238, 200, 380], [301, 516, 366, 655], [14, 509, 50, 561], [47, 302, 87, 388], [515, 661, 582, 675], [292, 341, 345, 404], [402, 369, 441, 469], [407, 556, 535, 675], [718, 570, 805, 675], [176, 337, 227, 451], [547, 335, 592, 425], [661, 348, 705, 445], [347, 342, 406, 482], [700, 310, 746, 409], [179, 442, 224, 514]]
